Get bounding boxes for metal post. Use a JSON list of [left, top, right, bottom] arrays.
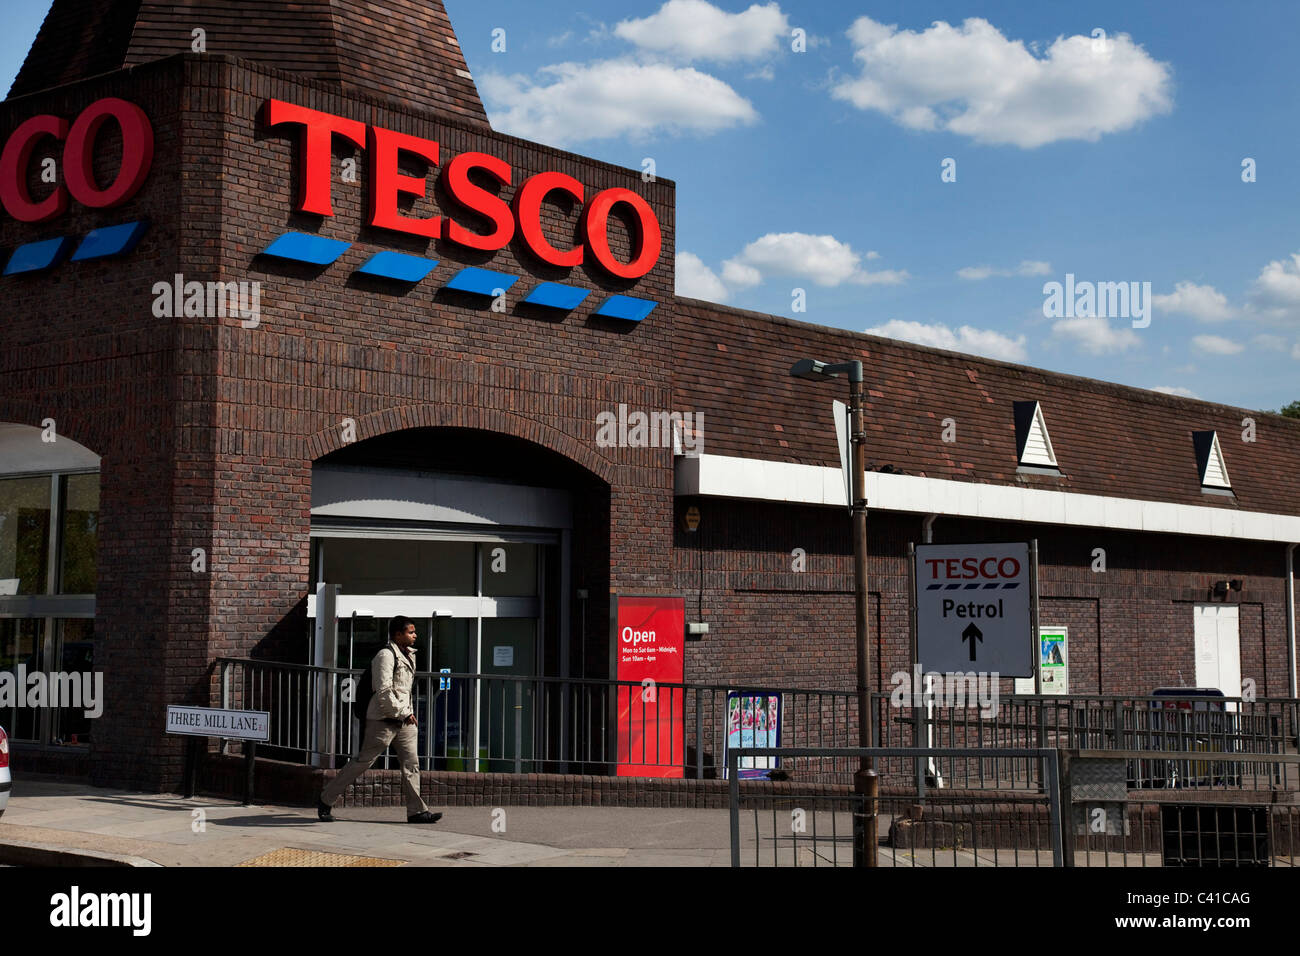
[[908, 542, 925, 802], [1042, 749, 1064, 867], [242, 741, 257, 806], [1058, 748, 1075, 867], [182, 736, 199, 799], [848, 366, 878, 868], [728, 747, 741, 868], [312, 584, 339, 768]]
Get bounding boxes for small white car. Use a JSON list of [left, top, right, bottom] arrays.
[[0, 725, 10, 818]]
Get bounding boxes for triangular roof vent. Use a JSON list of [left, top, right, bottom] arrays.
[[1013, 401, 1058, 468], [1193, 430, 1232, 490]]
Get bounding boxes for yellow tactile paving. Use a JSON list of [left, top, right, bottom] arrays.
[[237, 847, 407, 867]]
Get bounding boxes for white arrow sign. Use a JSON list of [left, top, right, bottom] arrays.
[[833, 399, 851, 511]]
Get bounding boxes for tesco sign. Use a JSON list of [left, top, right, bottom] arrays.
[[0, 97, 154, 223], [264, 99, 662, 280], [922, 556, 1022, 581]]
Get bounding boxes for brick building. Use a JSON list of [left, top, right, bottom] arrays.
[[1, 0, 1297, 799]]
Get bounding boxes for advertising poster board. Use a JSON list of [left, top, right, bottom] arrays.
[[1014, 626, 1070, 695], [724, 691, 782, 779], [613, 595, 685, 777]]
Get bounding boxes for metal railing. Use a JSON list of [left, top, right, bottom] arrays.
[[216, 657, 858, 775], [213, 657, 1300, 791], [729, 747, 1064, 867], [872, 692, 1299, 792], [728, 746, 1300, 867]]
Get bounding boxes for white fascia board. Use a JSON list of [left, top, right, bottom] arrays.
[[676, 453, 1300, 544]]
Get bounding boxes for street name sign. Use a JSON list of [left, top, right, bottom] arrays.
[[915, 542, 1033, 676], [165, 705, 270, 742]]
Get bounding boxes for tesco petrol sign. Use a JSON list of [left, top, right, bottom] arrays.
[[0, 97, 154, 223], [915, 542, 1034, 677], [263, 99, 662, 280]]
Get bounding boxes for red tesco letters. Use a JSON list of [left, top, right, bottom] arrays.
[[263, 98, 661, 280], [0, 97, 153, 223], [924, 556, 1022, 580]]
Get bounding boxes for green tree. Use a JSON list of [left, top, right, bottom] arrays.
[[1281, 401, 1300, 419]]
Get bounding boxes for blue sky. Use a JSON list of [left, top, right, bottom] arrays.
[[5, 1, 1300, 411]]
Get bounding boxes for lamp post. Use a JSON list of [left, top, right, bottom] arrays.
[[789, 357, 878, 868]]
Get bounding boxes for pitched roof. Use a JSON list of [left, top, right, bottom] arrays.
[[673, 298, 1299, 515], [8, 0, 489, 127]]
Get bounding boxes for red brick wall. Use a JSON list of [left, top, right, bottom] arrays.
[[671, 501, 1296, 700], [3, 54, 1296, 797]]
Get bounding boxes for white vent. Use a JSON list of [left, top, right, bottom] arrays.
[[1200, 432, 1231, 489], [1015, 401, 1058, 468]]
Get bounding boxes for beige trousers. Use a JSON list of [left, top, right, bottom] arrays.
[[321, 719, 430, 815]]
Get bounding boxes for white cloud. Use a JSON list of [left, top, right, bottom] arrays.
[[480, 59, 757, 145], [720, 260, 763, 288], [1191, 334, 1244, 355], [866, 319, 1027, 362], [1050, 316, 1141, 355], [1153, 281, 1235, 321], [614, 0, 789, 62], [957, 260, 1051, 280], [831, 17, 1173, 148], [1252, 334, 1287, 351], [1292, 342, 1300, 360], [721, 232, 907, 287], [1148, 385, 1198, 398], [1246, 252, 1300, 322], [676, 252, 729, 301]]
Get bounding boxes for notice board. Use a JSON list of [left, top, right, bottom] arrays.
[[613, 595, 685, 777]]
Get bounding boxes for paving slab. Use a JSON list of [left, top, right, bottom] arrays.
[[0, 781, 735, 867]]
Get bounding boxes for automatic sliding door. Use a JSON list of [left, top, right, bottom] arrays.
[[429, 616, 476, 770], [481, 618, 537, 773]]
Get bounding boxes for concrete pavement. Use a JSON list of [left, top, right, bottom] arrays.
[[0, 780, 735, 867]]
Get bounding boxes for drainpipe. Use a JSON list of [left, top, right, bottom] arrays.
[[1288, 543, 1297, 699]]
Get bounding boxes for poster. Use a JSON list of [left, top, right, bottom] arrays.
[[614, 595, 685, 777], [724, 691, 782, 779], [1038, 628, 1068, 694], [1015, 627, 1069, 694]]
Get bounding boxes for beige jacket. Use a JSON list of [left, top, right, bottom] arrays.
[[365, 640, 417, 722]]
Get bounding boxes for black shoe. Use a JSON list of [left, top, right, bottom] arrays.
[[317, 800, 335, 822], [407, 810, 442, 824]]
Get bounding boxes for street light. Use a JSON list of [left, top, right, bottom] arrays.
[[788, 356, 878, 868]]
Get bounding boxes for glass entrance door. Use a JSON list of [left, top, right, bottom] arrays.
[[481, 617, 537, 773], [429, 616, 475, 771], [311, 533, 553, 773]]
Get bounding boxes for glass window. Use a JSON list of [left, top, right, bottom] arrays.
[[0, 476, 51, 595], [59, 474, 98, 594], [481, 543, 538, 597], [0, 617, 45, 741], [53, 618, 94, 746], [321, 538, 475, 596]]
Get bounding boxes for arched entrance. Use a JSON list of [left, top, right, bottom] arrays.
[[306, 427, 611, 773]]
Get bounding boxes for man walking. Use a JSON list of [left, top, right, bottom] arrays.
[[317, 615, 442, 824]]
